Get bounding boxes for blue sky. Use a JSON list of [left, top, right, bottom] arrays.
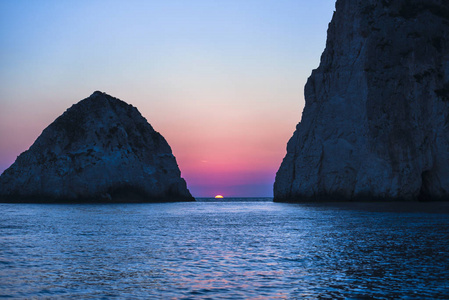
[[0, 0, 335, 197]]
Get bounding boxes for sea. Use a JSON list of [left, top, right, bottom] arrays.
[[1, 198, 449, 299]]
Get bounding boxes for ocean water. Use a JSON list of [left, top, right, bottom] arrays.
[[1, 199, 449, 299]]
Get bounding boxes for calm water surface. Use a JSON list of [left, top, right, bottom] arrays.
[[1, 199, 449, 299]]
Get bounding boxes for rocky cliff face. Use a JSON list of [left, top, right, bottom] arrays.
[[0, 91, 194, 202], [274, 0, 449, 201]]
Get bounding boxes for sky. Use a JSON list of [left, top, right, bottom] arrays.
[[0, 0, 335, 198]]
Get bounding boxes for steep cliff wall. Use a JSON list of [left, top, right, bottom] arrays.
[[0, 91, 194, 202], [274, 0, 449, 201]]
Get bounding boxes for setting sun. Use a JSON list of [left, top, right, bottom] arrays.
[[214, 195, 224, 199]]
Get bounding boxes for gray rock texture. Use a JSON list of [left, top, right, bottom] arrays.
[[0, 91, 194, 202], [274, 0, 449, 202]]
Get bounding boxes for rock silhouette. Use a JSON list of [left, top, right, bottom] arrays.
[[0, 91, 194, 202], [274, 0, 449, 201]]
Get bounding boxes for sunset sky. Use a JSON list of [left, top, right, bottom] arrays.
[[0, 0, 335, 197]]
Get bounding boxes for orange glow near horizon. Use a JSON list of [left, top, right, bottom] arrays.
[[151, 107, 295, 197], [215, 195, 224, 199]]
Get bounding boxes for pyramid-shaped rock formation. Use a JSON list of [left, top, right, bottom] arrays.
[[0, 91, 194, 202], [274, 0, 449, 201]]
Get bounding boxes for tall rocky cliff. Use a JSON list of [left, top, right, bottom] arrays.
[[274, 0, 449, 201], [0, 91, 194, 202]]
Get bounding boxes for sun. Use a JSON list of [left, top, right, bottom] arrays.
[[215, 195, 224, 199]]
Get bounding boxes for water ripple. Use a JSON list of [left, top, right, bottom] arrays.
[[1, 201, 448, 299]]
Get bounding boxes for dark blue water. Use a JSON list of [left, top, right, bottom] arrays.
[[1, 199, 449, 299]]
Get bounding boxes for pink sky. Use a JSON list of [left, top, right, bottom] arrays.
[[0, 0, 335, 197]]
